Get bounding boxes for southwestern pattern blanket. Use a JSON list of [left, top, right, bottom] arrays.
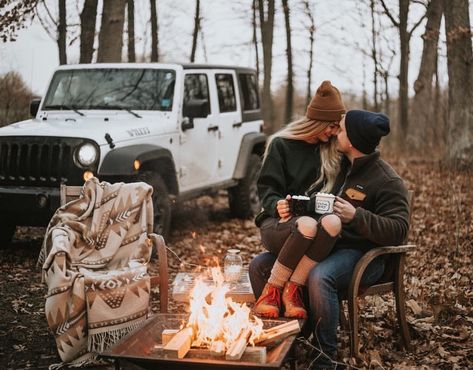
[[38, 178, 154, 365]]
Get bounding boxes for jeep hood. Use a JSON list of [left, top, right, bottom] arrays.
[[0, 113, 178, 145]]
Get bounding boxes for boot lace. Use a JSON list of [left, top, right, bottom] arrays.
[[287, 283, 304, 307], [258, 285, 281, 306]]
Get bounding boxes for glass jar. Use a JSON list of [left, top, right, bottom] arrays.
[[223, 248, 243, 282]]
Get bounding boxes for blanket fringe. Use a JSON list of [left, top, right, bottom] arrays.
[[48, 352, 105, 369], [88, 319, 147, 353]]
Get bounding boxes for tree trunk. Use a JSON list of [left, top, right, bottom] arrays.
[[97, 0, 127, 63], [150, 0, 159, 62], [398, 0, 409, 141], [57, 0, 67, 65], [127, 0, 135, 62], [410, 0, 442, 149], [282, 0, 293, 124], [190, 0, 200, 62], [370, 0, 379, 111], [79, 0, 98, 63], [252, 0, 260, 82], [443, 0, 473, 166], [303, 0, 315, 108], [258, 0, 275, 132]]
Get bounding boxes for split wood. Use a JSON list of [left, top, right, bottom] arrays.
[[161, 320, 300, 361]]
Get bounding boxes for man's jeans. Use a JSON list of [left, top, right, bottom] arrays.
[[249, 249, 385, 368]]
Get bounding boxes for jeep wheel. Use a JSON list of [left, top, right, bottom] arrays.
[[228, 153, 262, 218], [137, 171, 171, 240], [0, 222, 16, 248]]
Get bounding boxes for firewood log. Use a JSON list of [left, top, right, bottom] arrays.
[[162, 327, 194, 358]]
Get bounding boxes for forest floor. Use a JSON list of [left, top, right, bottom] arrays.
[[0, 158, 471, 369]]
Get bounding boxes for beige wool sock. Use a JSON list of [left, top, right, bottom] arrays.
[[268, 260, 293, 288], [290, 255, 317, 286]]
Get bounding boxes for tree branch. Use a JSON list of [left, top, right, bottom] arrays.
[[379, 0, 399, 28], [408, 13, 427, 39]]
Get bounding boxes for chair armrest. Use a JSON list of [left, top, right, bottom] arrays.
[[348, 244, 416, 301], [149, 233, 169, 313]]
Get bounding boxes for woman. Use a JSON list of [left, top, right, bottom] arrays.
[[251, 81, 345, 319]]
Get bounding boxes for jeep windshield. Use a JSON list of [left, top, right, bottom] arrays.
[[42, 68, 175, 112]]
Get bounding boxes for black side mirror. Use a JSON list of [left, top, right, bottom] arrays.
[[183, 98, 209, 120], [30, 99, 41, 117]]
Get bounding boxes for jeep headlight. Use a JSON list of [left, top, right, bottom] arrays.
[[76, 143, 98, 167]]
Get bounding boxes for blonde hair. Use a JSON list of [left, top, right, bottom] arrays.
[[263, 117, 341, 193]]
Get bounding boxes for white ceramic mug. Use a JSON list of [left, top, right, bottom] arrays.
[[315, 193, 335, 214]]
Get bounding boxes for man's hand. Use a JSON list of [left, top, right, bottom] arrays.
[[334, 196, 356, 223], [277, 195, 292, 222]]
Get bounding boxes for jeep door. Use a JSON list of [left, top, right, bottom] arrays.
[[212, 70, 244, 181], [178, 72, 218, 192]]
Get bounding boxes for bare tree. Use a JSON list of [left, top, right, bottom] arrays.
[[258, 0, 275, 132], [0, 0, 38, 42], [35, 1, 70, 65], [252, 0, 260, 81], [97, 0, 127, 63], [410, 0, 442, 149], [370, 0, 379, 110], [79, 0, 98, 63], [190, 0, 200, 62], [443, 0, 473, 166], [303, 0, 315, 108], [379, 0, 426, 143], [57, 0, 66, 64], [0, 71, 33, 127], [282, 0, 293, 124], [127, 0, 135, 62], [150, 0, 159, 62]]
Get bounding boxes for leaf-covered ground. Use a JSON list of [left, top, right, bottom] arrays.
[[0, 159, 471, 369]]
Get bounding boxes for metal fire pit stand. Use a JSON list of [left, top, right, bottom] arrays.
[[101, 313, 303, 370]]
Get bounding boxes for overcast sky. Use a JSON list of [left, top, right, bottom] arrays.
[[0, 0, 451, 101]]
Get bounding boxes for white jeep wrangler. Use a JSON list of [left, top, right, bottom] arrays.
[[0, 63, 266, 244]]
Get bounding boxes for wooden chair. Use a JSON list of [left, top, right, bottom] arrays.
[[339, 190, 416, 358], [59, 184, 169, 313]]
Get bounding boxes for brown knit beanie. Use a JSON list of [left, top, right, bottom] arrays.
[[306, 80, 346, 121]]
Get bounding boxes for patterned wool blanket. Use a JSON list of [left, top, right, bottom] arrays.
[[38, 177, 154, 366]]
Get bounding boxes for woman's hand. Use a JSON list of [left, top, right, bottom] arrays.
[[277, 195, 292, 221], [333, 196, 356, 223]]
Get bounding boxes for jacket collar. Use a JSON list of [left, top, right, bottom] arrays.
[[343, 151, 380, 176]]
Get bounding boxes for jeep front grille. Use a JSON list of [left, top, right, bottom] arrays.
[[0, 137, 94, 186]]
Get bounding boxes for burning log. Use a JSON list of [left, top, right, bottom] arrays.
[[254, 320, 300, 347], [162, 327, 194, 358], [225, 328, 251, 360], [209, 340, 226, 356], [161, 329, 179, 346]]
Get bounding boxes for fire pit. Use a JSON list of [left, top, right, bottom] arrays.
[[101, 313, 302, 370]]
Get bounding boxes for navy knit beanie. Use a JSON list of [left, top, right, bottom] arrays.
[[345, 110, 390, 154]]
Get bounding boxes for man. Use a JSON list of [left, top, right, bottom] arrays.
[[249, 110, 410, 368]]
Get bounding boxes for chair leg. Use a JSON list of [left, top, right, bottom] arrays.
[[348, 294, 360, 358], [339, 298, 348, 330], [395, 255, 411, 350]]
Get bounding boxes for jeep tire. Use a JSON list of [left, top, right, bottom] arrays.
[[0, 222, 16, 248], [228, 153, 262, 219], [137, 171, 171, 240]]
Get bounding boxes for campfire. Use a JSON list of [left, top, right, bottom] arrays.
[[160, 266, 301, 362]]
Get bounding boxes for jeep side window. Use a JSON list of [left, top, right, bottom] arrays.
[[183, 74, 211, 114], [238, 73, 260, 111], [215, 74, 236, 113]]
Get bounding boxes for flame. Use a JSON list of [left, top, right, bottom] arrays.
[[186, 266, 264, 350]]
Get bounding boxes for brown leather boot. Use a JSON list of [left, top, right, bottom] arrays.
[[253, 283, 282, 318], [282, 281, 307, 319]]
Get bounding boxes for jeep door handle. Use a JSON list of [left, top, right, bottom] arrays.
[[232, 122, 242, 128], [207, 125, 219, 132]]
